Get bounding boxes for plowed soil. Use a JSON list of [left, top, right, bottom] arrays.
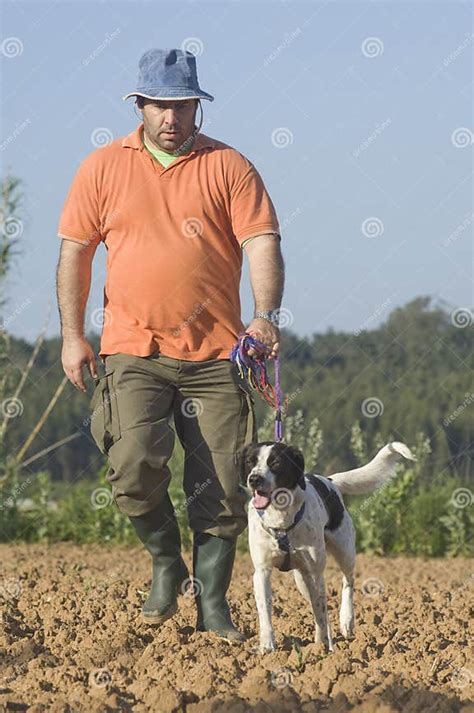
[[1, 544, 473, 712]]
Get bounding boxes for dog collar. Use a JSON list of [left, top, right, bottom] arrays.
[[256, 501, 306, 572]]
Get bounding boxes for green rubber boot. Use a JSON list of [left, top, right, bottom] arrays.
[[193, 532, 245, 641], [129, 495, 189, 625]]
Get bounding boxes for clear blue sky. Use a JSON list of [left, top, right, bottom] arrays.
[[2, 0, 472, 344]]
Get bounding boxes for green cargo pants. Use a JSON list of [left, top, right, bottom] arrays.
[[89, 351, 257, 539]]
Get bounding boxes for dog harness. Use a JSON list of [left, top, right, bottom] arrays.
[[255, 475, 344, 572], [256, 501, 306, 572]]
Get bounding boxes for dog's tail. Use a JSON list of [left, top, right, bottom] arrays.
[[327, 442, 416, 495]]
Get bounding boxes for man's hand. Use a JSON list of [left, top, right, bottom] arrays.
[[61, 336, 98, 392], [245, 317, 280, 359]]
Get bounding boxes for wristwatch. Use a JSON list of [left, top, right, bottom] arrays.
[[254, 309, 280, 326]]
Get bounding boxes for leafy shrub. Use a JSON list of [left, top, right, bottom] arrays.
[[1, 413, 472, 557]]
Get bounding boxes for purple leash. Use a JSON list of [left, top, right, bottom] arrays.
[[274, 355, 283, 442], [230, 333, 286, 442]]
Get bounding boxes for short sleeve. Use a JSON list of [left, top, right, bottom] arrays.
[[57, 155, 103, 246], [228, 158, 280, 248]]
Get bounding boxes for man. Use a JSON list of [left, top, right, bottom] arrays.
[[56, 48, 284, 641]]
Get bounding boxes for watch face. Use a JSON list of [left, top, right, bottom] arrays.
[[255, 310, 280, 325]]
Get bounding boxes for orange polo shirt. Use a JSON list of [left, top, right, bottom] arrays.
[[57, 122, 280, 361]]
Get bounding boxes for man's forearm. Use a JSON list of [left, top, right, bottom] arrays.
[[244, 234, 284, 312], [56, 241, 94, 339]]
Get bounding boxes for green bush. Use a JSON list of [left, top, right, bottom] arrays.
[[0, 414, 472, 557]]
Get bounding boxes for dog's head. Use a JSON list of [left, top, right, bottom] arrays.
[[240, 441, 306, 511]]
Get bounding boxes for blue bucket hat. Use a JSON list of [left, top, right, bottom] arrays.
[[122, 48, 214, 102]]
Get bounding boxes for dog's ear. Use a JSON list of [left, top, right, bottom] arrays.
[[268, 443, 305, 489], [282, 445, 305, 486], [237, 443, 257, 486]]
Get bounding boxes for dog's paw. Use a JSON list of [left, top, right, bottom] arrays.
[[340, 612, 355, 639], [340, 622, 354, 639], [309, 640, 333, 657], [314, 635, 334, 654], [259, 636, 276, 654]]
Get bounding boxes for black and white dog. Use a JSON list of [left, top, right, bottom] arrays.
[[240, 440, 416, 653]]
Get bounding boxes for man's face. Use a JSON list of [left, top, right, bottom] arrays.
[[140, 98, 198, 152]]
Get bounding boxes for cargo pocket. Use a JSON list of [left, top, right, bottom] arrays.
[[89, 370, 122, 454]]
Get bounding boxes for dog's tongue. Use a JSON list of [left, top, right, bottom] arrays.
[[252, 492, 271, 509]]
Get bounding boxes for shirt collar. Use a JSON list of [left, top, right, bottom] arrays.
[[121, 122, 216, 153]]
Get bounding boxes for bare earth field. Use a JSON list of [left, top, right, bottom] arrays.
[[0, 544, 473, 713]]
